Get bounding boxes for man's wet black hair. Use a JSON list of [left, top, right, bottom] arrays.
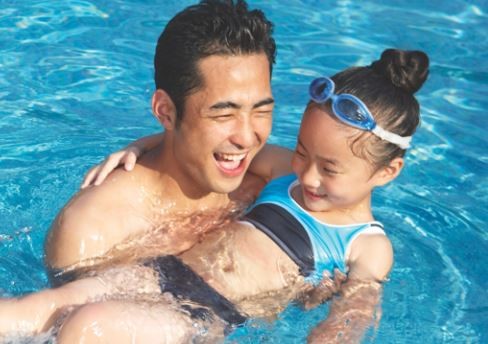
[[154, 0, 276, 123]]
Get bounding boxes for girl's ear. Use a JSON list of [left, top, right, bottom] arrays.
[[152, 89, 177, 131], [373, 157, 404, 186]]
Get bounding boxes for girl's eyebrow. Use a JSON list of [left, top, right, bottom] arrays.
[[318, 156, 341, 166], [297, 139, 342, 167]]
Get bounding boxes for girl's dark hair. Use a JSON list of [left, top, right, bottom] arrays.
[[331, 49, 429, 170], [154, 0, 276, 124]]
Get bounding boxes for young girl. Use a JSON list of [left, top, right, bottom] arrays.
[[1, 49, 429, 343]]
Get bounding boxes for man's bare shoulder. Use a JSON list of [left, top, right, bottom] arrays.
[[45, 165, 156, 270], [61, 166, 150, 225]]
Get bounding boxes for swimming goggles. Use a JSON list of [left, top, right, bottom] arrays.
[[309, 77, 411, 149]]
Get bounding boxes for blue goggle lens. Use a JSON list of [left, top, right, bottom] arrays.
[[335, 98, 367, 122], [308, 76, 411, 149], [309, 77, 334, 103], [310, 77, 376, 131]]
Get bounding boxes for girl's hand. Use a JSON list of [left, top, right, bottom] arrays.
[[80, 145, 142, 189], [80, 133, 164, 189]]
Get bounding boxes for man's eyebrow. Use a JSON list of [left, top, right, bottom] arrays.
[[209, 98, 274, 111], [252, 97, 274, 109], [210, 101, 240, 110]]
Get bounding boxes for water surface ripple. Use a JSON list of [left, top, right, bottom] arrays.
[[0, 0, 486, 343]]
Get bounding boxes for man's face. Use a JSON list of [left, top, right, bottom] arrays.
[[172, 53, 273, 195]]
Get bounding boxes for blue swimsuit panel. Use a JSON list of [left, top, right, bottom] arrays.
[[244, 174, 385, 284]]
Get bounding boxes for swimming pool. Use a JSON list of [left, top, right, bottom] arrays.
[[0, 0, 486, 342]]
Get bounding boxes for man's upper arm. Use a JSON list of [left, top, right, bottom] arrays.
[[45, 190, 109, 270], [45, 185, 127, 269]]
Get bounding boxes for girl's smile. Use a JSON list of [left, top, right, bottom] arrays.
[[291, 103, 392, 221]]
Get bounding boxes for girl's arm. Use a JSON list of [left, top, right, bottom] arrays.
[[307, 234, 393, 343], [308, 278, 383, 344], [247, 144, 294, 182], [81, 133, 163, 188]]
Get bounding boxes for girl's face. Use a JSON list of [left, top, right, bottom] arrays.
[[291, 103, 389, 214]]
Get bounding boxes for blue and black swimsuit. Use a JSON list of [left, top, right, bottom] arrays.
[[146, 174, 386, 326], [51, 174, 385, 328], [244, 174, 386, 285]]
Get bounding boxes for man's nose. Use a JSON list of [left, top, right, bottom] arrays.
[[231, 116, 258, 149]]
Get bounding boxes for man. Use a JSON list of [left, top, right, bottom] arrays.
[[45, 0, 276, 282], [2, 3, 369, 342]]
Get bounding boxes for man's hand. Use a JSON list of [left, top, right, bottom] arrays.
[[301, 269, 347, 309]]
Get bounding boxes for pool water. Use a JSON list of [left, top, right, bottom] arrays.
[[0, 0, 486, 343]]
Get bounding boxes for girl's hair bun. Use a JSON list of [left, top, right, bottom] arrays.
[[370, 49, 429, 94]]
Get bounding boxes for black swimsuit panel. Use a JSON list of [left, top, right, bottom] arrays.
[[48, 203, 317, 326], [144, 255, 247, 327], [49, 257, 247, 327], [244, 203, 315, 277]]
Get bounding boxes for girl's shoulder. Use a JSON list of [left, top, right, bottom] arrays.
[[347, 229, 393, 282]]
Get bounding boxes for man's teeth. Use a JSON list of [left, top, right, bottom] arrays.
[[215, 153, 246, 171], [216, 153, 246, 161]]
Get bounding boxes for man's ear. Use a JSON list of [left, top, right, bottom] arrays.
[[373, 157, 404, 186], [152, 89, 177, 131]]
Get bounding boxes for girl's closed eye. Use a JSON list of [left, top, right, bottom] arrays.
[[322, 166, 339, 175]]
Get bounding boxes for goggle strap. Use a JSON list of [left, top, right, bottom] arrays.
[[372, 126, 411, 149]]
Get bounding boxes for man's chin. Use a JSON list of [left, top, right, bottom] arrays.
[[214, 182, 244, 195], [210, 173, 247, 195]]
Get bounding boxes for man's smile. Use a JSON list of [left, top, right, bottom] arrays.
[[214, 152, 248, 175]]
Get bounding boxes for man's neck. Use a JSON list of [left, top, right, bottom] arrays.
[[137, 135, 231, 212]]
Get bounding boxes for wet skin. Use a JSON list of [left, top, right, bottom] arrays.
[[45, 53, 273, 273], [179, 222, 307, 318]]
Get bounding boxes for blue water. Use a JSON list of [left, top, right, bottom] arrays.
[[0, 0, 486, 343]]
